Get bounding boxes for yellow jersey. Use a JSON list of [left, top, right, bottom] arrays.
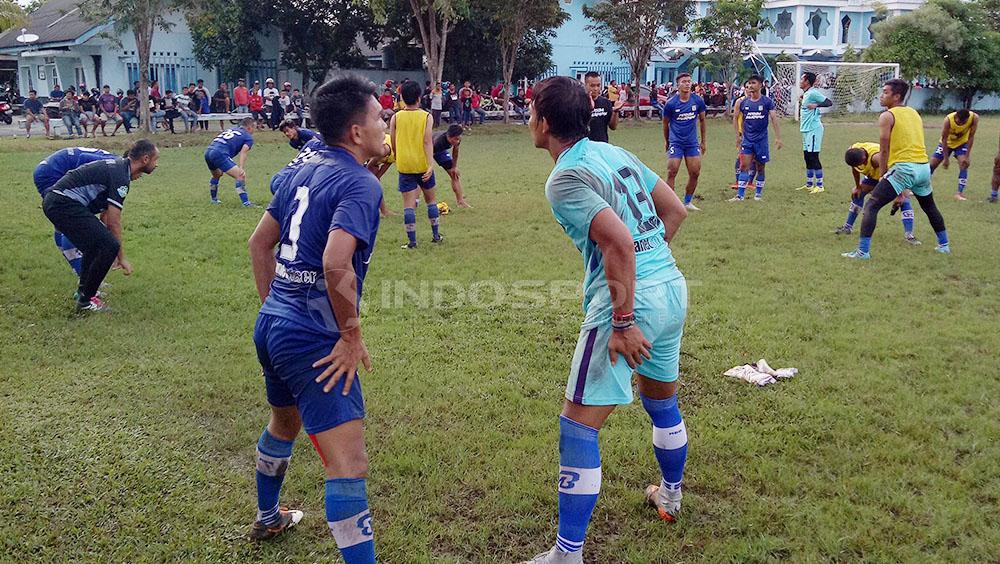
[[381, 133, 395, 165], [607, 84, 619, 102], [734, 96, 746, 134], [394, 109, 429, 173], [887, 106, 928, 167], [945, 111, 976, 148], [851, 142, 882, 180]]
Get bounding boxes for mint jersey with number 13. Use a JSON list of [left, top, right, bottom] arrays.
[[545, 138, 682, 315]]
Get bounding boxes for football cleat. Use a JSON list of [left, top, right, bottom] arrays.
[[904, 234, 922, 246], [644, 484, 681, 523], [210, 199, 221, 205], [988, 195, 997, 203], [518, 547, 583, 564], [808, 186, 825, 194], [401, 242, 418, 250], [684, 202, 701, 211], [75, 296, 108, 312], [727, 196, 744, 202], [841, 249, 871, 260], [249, 508, 303, 541], [833, 226, 853, 235], [431, 234, 444, 243], [753, 194, 763, 201], [935, 244, 951, 254]]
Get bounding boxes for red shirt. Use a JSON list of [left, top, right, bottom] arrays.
[[525, 87, 533, 100], [249, 93, 263, 111], [233, 86, 249, 106], [472, 93, 481, 109], [490, 84, 502, 98], [379, 93, 394, 110]]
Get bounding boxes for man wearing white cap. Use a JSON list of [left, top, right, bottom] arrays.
[[263, 78, 280, 130]]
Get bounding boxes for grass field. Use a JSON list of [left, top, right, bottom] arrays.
[[1, 115, 998, 563]]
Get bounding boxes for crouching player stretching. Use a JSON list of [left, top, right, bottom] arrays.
[[521, 76, 690, 564], [837, 142, 920, 245], [246, 75, 385, 564]]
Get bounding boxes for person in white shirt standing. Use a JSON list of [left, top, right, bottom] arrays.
[[262, 78, 280, 130]]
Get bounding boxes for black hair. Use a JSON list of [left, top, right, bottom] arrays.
[[401, 81, 421, 105], [677, 73, 691, 81], [311, 74, 378, 144], [956, 108, 971, 121], [446, 124, 464, 138], [584, 71, 601, 80], [802, 72, 817, 86], [28, 89, 36, 94], [127, 89, 136, 96], [103, 84, 110, 89], [279, 118, 299, 132], [747, 75, 763, 85], [884, 79, 908, 101], [239, 117, 255, 128], [844, 147, 867, 167], [532, 76, 591, 142], [165, 89, 172, 95], [127, 139, 157, 160]]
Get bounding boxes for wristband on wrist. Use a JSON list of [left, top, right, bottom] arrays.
[[612, 311, 635, 332]]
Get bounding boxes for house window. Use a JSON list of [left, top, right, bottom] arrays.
[[20, 66, 33, 92], [808, 9, 830, 40], [841, 15, 852, 43], [868, 16, 884, 40], [775, 10, 794, 40]]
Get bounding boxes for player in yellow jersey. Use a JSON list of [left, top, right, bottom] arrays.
[[837, 142, 919, 243], [843, 79, 950, 260], [365, 133, 398, 218], [390, 81, 441, 248], [929, 109, 978, 200]]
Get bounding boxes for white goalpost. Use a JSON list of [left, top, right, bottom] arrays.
[[775, 61, 900, 119]]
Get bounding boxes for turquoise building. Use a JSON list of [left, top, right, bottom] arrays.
[[547, 0, 924, 84]]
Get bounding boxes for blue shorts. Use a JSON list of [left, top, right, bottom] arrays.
[[667, 144, 701, 159], [253, 313, 365, 435], [861, 176, 878, 187], [933, 143, 968, 160], [33, 164, 61, 196], [434, 151, 454, 170], [740, 138, 770, 163], [802, 127, 823, 152], [566, 277, 688, 406], [399, 171, 436, 193], [204, 148, 237, 173]]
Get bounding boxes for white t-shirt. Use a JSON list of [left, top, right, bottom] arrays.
[[263, 87, 279, 106]]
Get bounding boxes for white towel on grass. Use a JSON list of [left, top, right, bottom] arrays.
[[724, 359, 799, 386]]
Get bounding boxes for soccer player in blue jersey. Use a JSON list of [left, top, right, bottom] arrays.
[[270, 136, 326, 195], [662, 73, 707, 211], [34, 147, 119, 280], [246, 75, 385, 563], [279, 119, 319, 150], [731, 75, 782, 201], [796, 72, 832, 194], [204, 117, 256, 206], [520, 77, 691, 564]]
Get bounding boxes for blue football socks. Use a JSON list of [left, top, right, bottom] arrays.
[[736, 171, 749, 199], [900, 198, 915, 235], [859, 236, 872, 254], [236, 180, 250, 205], [255, 428, 294, 526], [55, 231, 83, 276], [683, 193, 693, 205], [754, 169, 765, 197], [845, 194, 866, 228], [426, 200, 440, 238], [209, 177, 219, 201], [556, 416, 601, 554], [815, 169, 824, 189], [403, 208, 416, 245], [805, 168, 814, 188], [640, 394, 688, 493], [958, 168, 968, 194], [325, 478, 376, 564]]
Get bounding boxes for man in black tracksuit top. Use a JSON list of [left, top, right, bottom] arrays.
[[41, 139, 159, 312]]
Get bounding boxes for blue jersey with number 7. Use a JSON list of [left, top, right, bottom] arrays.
[[260, 144, 383, 336], [545, 138, 682, 313]]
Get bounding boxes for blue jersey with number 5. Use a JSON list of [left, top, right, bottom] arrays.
[[260, 145, 383, 336], [545, 138, 681, 313], [210, 127, 254, 158]]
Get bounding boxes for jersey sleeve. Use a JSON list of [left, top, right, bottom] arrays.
[[546, 168, 611, 240], [765, 97, 775, 112], [105, 164, 131, 210], [243, 133, 254, 150], [329, 176, 382, 251], [266, 180, 292, 222], [697, 96, 707, 113]]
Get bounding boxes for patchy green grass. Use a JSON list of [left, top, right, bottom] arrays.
[[1, 117, 998, 562]]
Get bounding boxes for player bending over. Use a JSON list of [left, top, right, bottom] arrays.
[[390, 81, 442, 248], [795, 72, 832, 194], [843, 80, 950, 260], [433, 124, 471, 208], [990, 137, 1000, 203], [204, 117, 256, 206], [520, 76, 690, 564], [731, 75, 782, 202], [279, 119, 319, 151], [246, 75, 385, 563], [34, 147, 119, 284], [662, 73, 707, 211], [929, 109, 978, 201], [41, 140, 159, 312], [838, 143, 920, 245]]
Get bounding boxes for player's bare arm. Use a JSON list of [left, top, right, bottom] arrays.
[[422, 113, 434, 181], [662, 116, 670, 153], [248, 212, 280, 303], [313, 229, 373, 396], [698, 110, 707, 154], [588, 209, 650, 369], [967, 115, 979, 162], [104, 206, 132, 275], [649, 178, 687, 243], [769, 109, 783, 149], [878, 111, 894, 177]]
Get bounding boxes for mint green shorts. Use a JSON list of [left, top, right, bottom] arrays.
[[801, 126, 823, 152], [565, 277, 687, 406], [885, 162, 933, 197]]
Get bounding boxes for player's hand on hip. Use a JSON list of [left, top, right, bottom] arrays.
[[313, 335, 372, 396], [608, 326, 652, 370], [422, 167, 434, 182]]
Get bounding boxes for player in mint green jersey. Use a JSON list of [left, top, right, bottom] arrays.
[[796, 72, 832, 194]]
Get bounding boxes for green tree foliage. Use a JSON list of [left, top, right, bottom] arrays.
[[0, 0, 28, 33], [374, 0, 469, 84], [689, 0, 771, 115], [866, 0, 1000, 107], [584, 0, 691, 119], [443, 14, 556, 86], [188, 1, 267, 83]]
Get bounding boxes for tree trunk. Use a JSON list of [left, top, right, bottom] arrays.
[[134, 23, 153, 134], [500, 41, 518, 125]]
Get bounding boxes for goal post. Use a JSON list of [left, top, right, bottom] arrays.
[[775, 61, 900, 120]]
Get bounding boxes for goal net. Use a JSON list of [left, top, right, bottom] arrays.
[[774, 61, 900, 119]]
